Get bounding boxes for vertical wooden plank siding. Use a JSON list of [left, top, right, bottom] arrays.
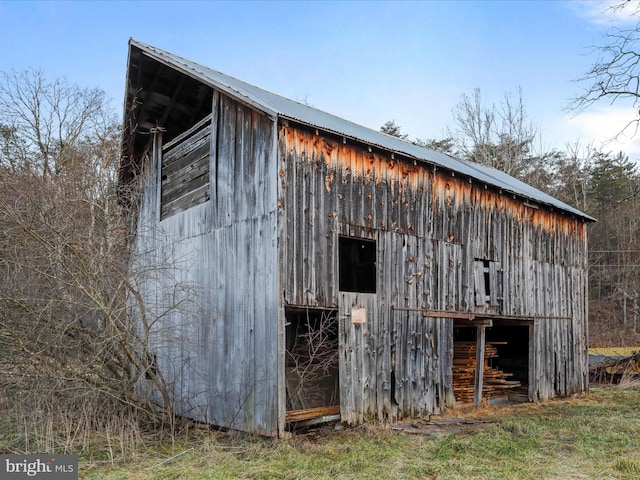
[[132, 100, 588, 437], [279, 123, 588, 423], [338, 292, 377, 424], [132, 91, 280, 436]]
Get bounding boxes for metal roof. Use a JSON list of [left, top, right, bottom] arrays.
[[128, 38, 595, 222]]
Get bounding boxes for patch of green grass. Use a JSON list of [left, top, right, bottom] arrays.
[[79, 386, 640, 480], [615, 458, 640, 475]]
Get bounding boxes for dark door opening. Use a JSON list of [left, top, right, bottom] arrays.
[[452, 320, 530, 404], [486, 322, 530, 399], [285, 308, 339, 416]]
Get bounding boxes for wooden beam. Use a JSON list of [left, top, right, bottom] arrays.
[[422, 311, 475, 320], [454, 318, 493, 328], [159, 75, 186, 126], [528, 323, 535, 402], [285, 405, 341, 423], [391, 306, 572, 322], [162, 113, 212, 151], [474, 325, 486, 408]]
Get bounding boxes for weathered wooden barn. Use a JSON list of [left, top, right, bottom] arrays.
[[120, 39, 594, 437]]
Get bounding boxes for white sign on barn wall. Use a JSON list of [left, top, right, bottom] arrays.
[[351, 307, 366, 324]]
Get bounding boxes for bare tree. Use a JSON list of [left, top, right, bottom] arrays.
[[551, 141, 595, 212], [449, 87, 537, 178], [0, 70, 180, 454], [571, 1, 640, 139], [0, 68, 109, 178], [586, 151, 640, 341], [286, 311, 339, 410]]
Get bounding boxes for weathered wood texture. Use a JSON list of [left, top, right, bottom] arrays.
[[132, 91, 280, 436], [339, 292, 377, 424], [161, 115, 212, 220], [131, 103, 588, 436], [278, 123, 588, 422]]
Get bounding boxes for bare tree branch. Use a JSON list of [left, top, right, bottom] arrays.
[[571, 2, 640, 139]]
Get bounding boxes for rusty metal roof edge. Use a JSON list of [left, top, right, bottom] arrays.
[[281, 114, 596, 222], [127, 38, 595, 222]]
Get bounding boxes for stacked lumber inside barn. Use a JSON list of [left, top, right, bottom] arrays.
[[453, 341, 521, 403]]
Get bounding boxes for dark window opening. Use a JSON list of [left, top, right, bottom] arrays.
[[145, 352, 159, 380], [285, 308, 339, 412], [339, 237, 376, 293], [483, 260, 491, 299]]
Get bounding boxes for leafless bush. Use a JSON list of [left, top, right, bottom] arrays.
[[286, 311, 339, 410], [0, 159, 178, 453], [618, 371, 640, 390], [0, 70, 182, 455]]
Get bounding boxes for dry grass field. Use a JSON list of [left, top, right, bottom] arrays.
[[77, 384, 640, 479]]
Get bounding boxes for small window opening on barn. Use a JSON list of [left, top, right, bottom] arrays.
[[452, 322, 529, 404], [474, 259, 503, 307], [339, 237, 377, 293], [159, 115, 212, 220], [482, 261, 491, 297], [285, 308, 340, 421]]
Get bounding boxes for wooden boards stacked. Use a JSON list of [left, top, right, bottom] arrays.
[[453, 341, 521, 403], [285, 405, 341, 423]]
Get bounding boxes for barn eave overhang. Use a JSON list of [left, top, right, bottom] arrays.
[[138, 53, 279, 120]]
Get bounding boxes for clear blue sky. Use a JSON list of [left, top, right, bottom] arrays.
[[1, 0, 638, 157]]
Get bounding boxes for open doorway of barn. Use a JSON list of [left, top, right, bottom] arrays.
[[452, 320, 530, 404], [285, 307, 340, 422], [486, 320, 531, 401]]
